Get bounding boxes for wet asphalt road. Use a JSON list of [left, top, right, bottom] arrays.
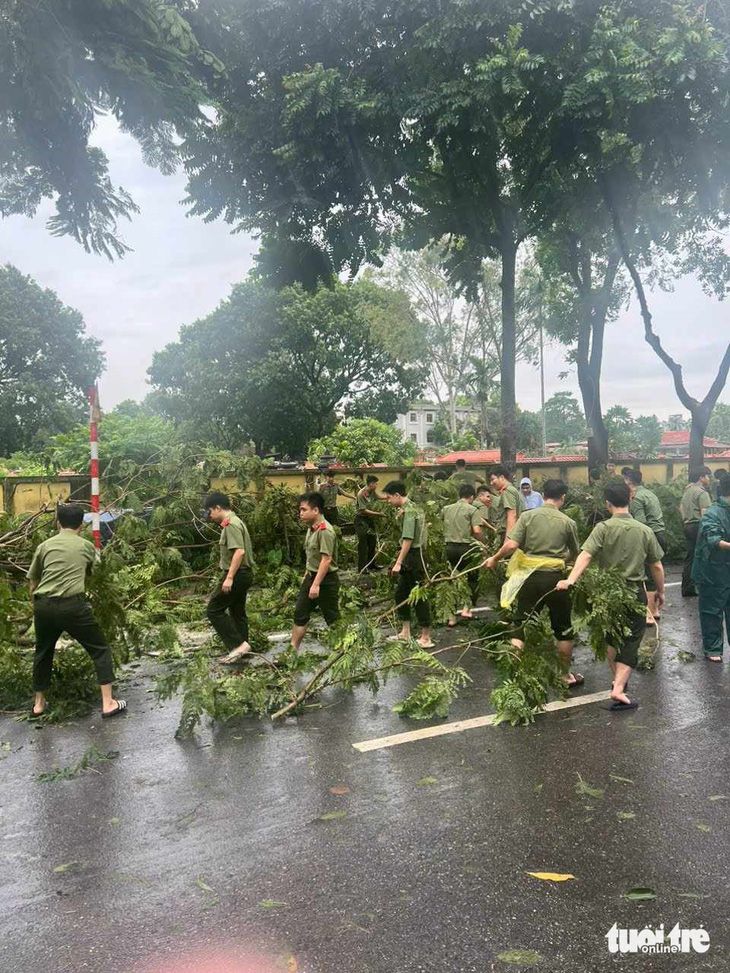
[[2, 570, 730, 973]]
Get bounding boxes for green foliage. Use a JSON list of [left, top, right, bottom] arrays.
[[309, 418, 417, 467], [544, 392, 586, 447], [0, 266, 103, 456], [487, 611, 566, 726], [393, 670, 470, 721], [0, 643, 99, 723], [149, 278, 425, 456], [36, 746, 119, 783], [605, 407, 663, 457], [707, 402, 730, 443], [1, 0, 216, 257], [571, 566, 645, 661]]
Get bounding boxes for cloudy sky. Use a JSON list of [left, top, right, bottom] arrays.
[[0, 116, 726, 421]]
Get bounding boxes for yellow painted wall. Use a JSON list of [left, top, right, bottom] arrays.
[[6, 480, 72, 515], [527, 466, 562, 486], [638, 462, 669, 485], [564, 466, 590, 487]]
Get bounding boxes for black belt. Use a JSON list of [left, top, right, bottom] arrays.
[[34, 593, 84, 602]]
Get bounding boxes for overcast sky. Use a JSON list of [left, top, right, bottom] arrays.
[[0, 116, 726, 421]]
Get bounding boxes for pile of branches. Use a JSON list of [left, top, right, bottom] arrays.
[[0, 459, 646, 733]]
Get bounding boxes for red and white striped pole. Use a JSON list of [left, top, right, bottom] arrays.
[[89, 385, 101, 551]]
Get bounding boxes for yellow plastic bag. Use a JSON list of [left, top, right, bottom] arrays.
[[500, 550, 565, 609]]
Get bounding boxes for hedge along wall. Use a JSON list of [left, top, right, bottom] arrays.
[[4, 456, 730, 516]]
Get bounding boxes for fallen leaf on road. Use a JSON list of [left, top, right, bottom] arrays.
[[319, 810, 347, 821], [53, 862, 80, 874], [109, 816, 120, 825], [695, 822, 712, 833], [678, 892, 708, 899], [708, 795, 728, 802], [617, 811, 636, 821], [417, 776, 438, 786], [609, 774, 635, 785], [497, 948, 544, 965], [329, 785, 350, 795], [196, 878, 216, 893], [623, 887, 656, 901], [258, 899, 287, 909], [575, 774, 604, 799], [526, 872, 575, 882]]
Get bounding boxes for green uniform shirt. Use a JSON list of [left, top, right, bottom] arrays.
[[27, 531, 95, 598], [304, 520, 339, 573], [582, 513, 663, 584], [508, 505, 580, 565], [492, 483, 525, 531], [401, 498, 427, 549], [318, 481, 344, 509], [472, 497, 495, 527], [443, 499, 483, 544], [449, 469, 484, 491], [219, 514, 254, 571], [680, 482, 711, 524], [356, 487, 378, 513], [630, 485, 665, 534]]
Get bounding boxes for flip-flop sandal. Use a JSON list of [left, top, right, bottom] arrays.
[[567, 674, 585, 688], [705, 656, 723, 663], [609, 699, 639, 712], [447, 621, 458, 629], [28, 707, 46, 720], [221, 652, 253, 665], [387, 634, 408, 643], [418, 641, 436, 650], [102, 699, 128, 719]]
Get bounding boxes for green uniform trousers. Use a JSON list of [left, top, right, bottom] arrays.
[[698, 584, 730, 657]]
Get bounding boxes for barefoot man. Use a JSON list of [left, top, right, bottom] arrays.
[[556, 481, 665, 711]]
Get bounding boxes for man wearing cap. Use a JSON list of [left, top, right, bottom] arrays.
[[520, 477, 544, 510]]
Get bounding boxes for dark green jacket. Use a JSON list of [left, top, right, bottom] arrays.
[[692, 499, 730, 588]]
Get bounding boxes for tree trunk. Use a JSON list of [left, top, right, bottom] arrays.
[[689, 404, 711, 471], [577, 357, 609, 470], [499, 241, 518, 465], [448, 392, 457, 437]]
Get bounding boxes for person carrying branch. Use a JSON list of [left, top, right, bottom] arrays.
[[316, 469, 355, 527], [291, 492, 340, 650], [557, 481, 665, 711], [485, 479, 582, 688], [489, 464, 525, 539], [449, 458, 485, 492], [383, 481, 433, 648], [354, 474, 386, 572], [442, 483, 485, 627], [624, 469, 666, 625], [204, 492, 256, 664], [26, 503, 126, 719]]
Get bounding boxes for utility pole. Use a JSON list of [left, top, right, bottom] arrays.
[[539, 295, 547, 457]]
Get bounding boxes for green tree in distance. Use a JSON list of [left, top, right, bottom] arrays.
[[148, 278, 425, 457], [0, 265, 103, 455], [308, 418, 417, 467]]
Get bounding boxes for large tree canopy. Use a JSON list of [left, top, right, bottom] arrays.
[[0, 0, 218, 257], [148, 278, 425, 456], [0, 265, 103, 456]]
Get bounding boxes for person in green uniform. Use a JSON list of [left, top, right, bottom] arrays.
[[442, 484, 485, 627], [489, 464, 525, 538], [624, 469, 667, 624], [449, 458, 485, 492], [316, 469, 355, 527], [26, 503, 126, 719], [473, 484, 498, 533], [204, 492, 256, 663], [680, 467, 712, 597], [354, 474, 386, 572], [486, 479, 582, 687], [557, 481, 665, 711], [692, 474, 730, 662], [383, 481, 433, 648], [291, 492, 340, 650]]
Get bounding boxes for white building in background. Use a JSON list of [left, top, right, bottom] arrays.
[[394, 401, 480, 449]]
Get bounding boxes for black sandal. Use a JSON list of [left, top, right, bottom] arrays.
[[102, 699, 128, 719]]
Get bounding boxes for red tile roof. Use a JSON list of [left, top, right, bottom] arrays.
[[434, 450, 588, 465], [661, 431, 721, 447]]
